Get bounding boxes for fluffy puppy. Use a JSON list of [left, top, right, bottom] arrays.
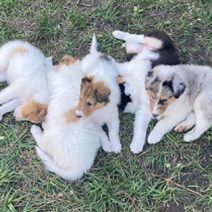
[[113, 30, 180, 153], [113, 30, 180, 111], [0, 40, 50, 123], [30, 60, 100, 181], [72, 35, 121, 153], [146, 64, 212, 144]]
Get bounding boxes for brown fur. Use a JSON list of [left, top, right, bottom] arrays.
[[157, 96, 176, 116], [18, 100, 47, 123], [116, 75, 125, 84], [76, 76, 111, 117], [56, 55, 76, 70], [11, 47, 28, 57], [64, 108, 80, 123]]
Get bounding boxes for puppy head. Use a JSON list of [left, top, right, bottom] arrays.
[[14, 101, 48, 123], [75, 76, 111, 118], [146, 71, 185, 119]]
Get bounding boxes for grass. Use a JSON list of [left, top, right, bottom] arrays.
[[0, 0, 211, 211]]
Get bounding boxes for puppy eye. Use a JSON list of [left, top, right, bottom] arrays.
[[87, 102, 93, 106], [158, 99, 167, 105]]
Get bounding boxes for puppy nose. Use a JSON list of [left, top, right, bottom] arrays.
[[152, 113, 158, 119], [76, 114, 82, 118]]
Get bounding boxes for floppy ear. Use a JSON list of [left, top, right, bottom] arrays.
[[163, 74, 185, 98], [94, 86, 111, 103], [81, 76, 92, 87], [172, 74, 186, 98], [37, 104, 48, 117]]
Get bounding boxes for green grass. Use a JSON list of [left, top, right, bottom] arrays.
[[0, 0, 212, 211]]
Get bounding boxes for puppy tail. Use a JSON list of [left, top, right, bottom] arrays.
[[90, 34, 98, 54], [0, 40, 29, 72], [36, 146, 84, 181]]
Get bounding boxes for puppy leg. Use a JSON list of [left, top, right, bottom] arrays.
[[113, 30, 145, 43], [97, 125, 112, 153], [0, 72, 7, 82], [30, 125, 43, 146], [174, 112, 195, 132], [148, 115, 186, 144], [130, 109, 151, 153], [0, 99, 21, 120], [107, 112, 122, 153], [183, 112, 211, 142], [0, 84, 19, 104]]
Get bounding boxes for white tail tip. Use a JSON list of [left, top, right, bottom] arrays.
[[90, 34, 98, 53]]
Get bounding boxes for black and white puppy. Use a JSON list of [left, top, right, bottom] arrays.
[[113, 30, 180, 153], [113, 30, 180, 111]]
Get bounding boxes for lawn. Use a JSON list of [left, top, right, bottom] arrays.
[[0, 0, 211, 211]]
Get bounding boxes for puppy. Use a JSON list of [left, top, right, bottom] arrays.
[[113, 30, 180, 111], [30, 60, 100, 181], [72, 35, 121, 153], [0, 40, 50, 123], [146, 64, 212, 144], [113, 30, 180, 153]]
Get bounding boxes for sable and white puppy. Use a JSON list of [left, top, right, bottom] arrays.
[[113, 30, 180, 153], [0, 40, 50, 123], [73, 35, 121, 153], [146, 64, 212, 144], [30, 60, 100, 181]]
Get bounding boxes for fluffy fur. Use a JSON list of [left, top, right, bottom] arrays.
[[73, 35, 122, 153], [30, 60, 100, 181], [112, 30, 180, 153], [116, 59, 152, 153], [0, 40, 50, 123], [146, 64, 212, 144]]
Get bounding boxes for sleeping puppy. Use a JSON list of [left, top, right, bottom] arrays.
[[30, 60, 100, 181], [72, 35, 121, 153], [113, 30, 180, 111], [113, 30, 180, 153], [0, 40, 51, 123], [146, 64, 212, 144]]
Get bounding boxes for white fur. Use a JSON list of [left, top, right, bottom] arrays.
[[80, 36, 121, 153], [116, 60, 152, 153], [31, 61, 100, 180], [0, 40, 50, 120], [147, 64, 212, 144]]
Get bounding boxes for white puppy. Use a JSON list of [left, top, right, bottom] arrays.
[[31, 60, 100, 181], [0, 40, 50, 123], [146, 64, 212, 144], [73, 35, 121, 153]]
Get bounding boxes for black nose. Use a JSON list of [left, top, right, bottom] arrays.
[[152, 113, 158, 119], [76, 114, 82, 118]]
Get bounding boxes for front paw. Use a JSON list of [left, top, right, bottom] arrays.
[[147, 132, 161, 144], [130, 139, 144, 154], [111, 141, 122, 153], [183, 131, 197, 142], [101, 139, 112, 153]]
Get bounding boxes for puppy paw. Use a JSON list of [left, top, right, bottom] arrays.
[[0, 115, 3, 121], [111, 141, 122, 153], [174, 123, 193, 132], [101, 138, 112, 153], [130, 139, 144, 154], [112, 30, 125, 40], [30, 125, 42, 143], [183, 132, 197, 142], [147, 133, 161, 144]]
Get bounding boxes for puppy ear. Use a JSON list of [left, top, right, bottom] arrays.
[[163, 74, 185, 98], [172, 74, 186, 98], [94, 86, 111, 103], [81, 76, 93, 86]]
